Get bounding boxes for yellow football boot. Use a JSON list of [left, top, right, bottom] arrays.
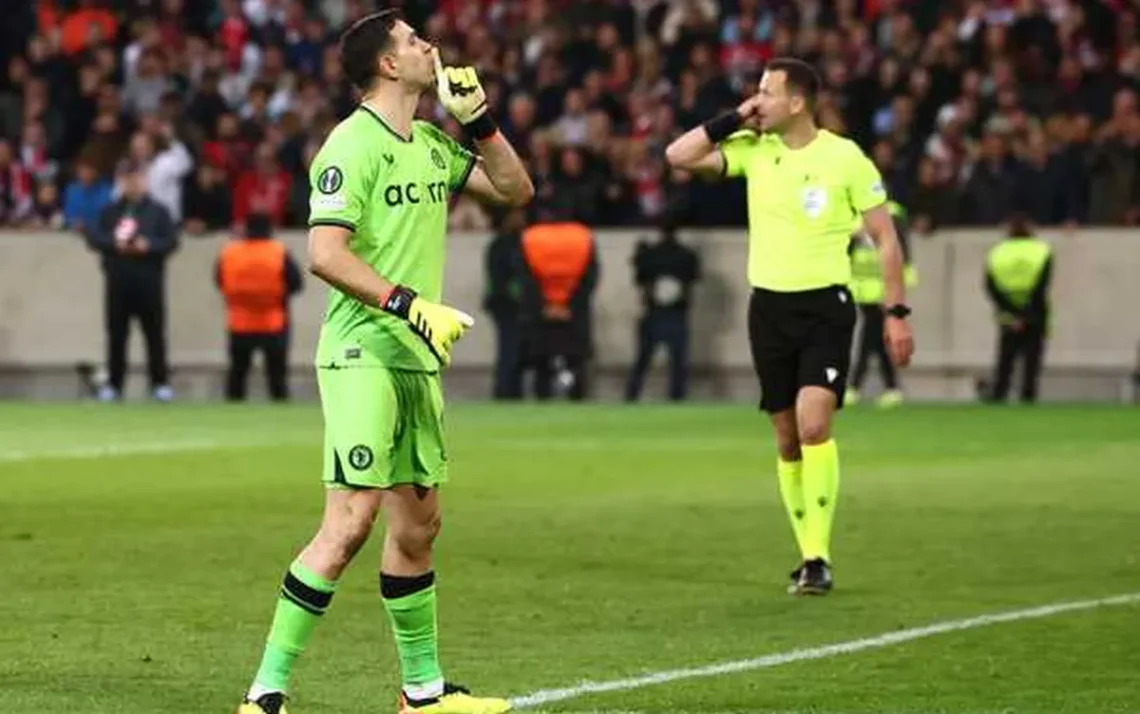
[[237, 692, 287, 714], [399, 683, 511, 714]]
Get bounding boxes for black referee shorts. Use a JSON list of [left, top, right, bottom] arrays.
[[748, 285, 857, 414]]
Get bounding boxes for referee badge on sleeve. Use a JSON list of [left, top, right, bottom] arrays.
[[801, 186, 828, 219]]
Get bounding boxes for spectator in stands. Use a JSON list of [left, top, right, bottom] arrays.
[[503, 92, 536, 154], [123, 48, 172, 119], [187, 70, 230, 146], [59, 0, 118, 57], [20, 119, 57, 187], [554, 88, 590, 147], [1088, 89, 1140, 224], [239, 81, 274, 144], [962, 130, 1018, 225], [30, 182, 63, 229], [19, 77, 65, 162], [910, 156, 956, 235], [126, 122, 193, 223], [202, 111, 251, 182], [5, 0, 1140, 236], [0, 138, 33, 227], [63, 157, 113, 232], [232, 141, 291, 228], [80, 111, 127, 180], [0, 56, 31, 142], [550, 146, 603, 226], [1014, 127, 1079, 226], [288, 13, 328, 78], [183, 162, 233, 236]]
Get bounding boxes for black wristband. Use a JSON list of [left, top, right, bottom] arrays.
[[382, 285, 417, 318], [884, 304, 912, 319], [703, 110, 744, 144], [463, 111, 498, 141]]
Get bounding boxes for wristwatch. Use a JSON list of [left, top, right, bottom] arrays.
[[884, 304, 912, 319]]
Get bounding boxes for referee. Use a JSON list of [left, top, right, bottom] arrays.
[[666, 58, 914, 595]]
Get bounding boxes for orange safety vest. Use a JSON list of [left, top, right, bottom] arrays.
[[218, 239, 288, 333], [520, 222, 593, 309]]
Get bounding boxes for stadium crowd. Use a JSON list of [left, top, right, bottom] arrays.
[[1, 0, 1139, 236]]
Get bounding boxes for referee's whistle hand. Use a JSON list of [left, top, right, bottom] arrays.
[[885, 317, 914, 368]]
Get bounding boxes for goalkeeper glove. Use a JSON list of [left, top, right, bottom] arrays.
[[433, 48, 497, 139], [382, 285, 474, 367]]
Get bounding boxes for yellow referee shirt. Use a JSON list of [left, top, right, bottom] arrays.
[[721, 129, 887, 292]]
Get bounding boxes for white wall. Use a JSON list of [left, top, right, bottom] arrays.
[[1, 228, 1138, 372]]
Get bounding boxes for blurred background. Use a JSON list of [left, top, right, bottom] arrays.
[[1, 0, 1139, 404]]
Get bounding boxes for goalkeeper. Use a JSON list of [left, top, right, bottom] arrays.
[[237, 10, 533, 714]]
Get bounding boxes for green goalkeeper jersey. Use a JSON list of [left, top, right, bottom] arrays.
[[307, 105, 476, 371]]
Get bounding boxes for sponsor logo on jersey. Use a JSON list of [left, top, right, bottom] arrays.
[[383, 181, 449, 206]]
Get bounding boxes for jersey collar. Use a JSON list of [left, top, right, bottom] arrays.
[[358, 104, 414, 143]]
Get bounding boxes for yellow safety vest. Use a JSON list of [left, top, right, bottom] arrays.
[[849, 242, 883, 305], [985, 236, 1052, 325], [848, 202, 917, 306]]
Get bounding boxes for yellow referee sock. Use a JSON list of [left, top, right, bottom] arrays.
[[776, 458, 809, 558], [801, 439, 840, 563]]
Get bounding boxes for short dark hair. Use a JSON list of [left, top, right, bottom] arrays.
[[245, 212, 273, 239], [339, 9, 402, 91], [766, 57, 821, 109], [116, 158, 145, 177]]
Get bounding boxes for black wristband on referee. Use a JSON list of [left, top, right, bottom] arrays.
[[463, 111, 498, 141], [703, 110, 744, 144], [382, 285, 417, 318]]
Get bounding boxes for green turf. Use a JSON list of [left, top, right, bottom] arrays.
[[1, 403, 1138, 714]]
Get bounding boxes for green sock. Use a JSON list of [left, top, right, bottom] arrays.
[[801, 439, 840, 562], [251, 560, 337, 696], [776, 458, 809, 558], [381, 571, 444, 699]]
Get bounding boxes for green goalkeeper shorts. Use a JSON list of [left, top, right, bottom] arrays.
[[317, 367, 448, 490]]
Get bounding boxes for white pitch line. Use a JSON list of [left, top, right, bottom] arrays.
[[510, 592, 1140, 709], [533, 707, 1035, 711], [0, 439, 307, 462]]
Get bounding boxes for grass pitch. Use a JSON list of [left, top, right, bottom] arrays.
[[1, 403, 1138, 714]]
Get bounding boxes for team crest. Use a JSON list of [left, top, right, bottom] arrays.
[[317, 166, 344, 194], [348, 444, 373, 470], [430, 148, 446, 171]]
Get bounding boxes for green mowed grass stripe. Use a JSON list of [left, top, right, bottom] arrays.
[[0, 405, 1137, 714]]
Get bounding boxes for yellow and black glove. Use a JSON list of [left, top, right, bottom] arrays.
[[382, 285, 474, 367], [433, 47, 498, 140]]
